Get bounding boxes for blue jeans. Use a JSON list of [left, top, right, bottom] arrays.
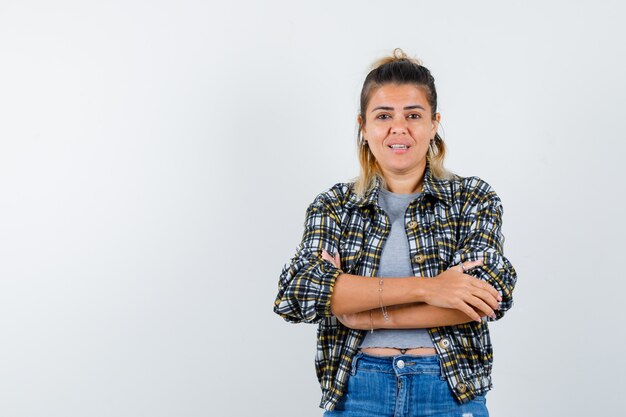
[[323, 352, 489, 417]]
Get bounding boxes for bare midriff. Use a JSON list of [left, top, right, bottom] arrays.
[[360, 347, 437, 356]]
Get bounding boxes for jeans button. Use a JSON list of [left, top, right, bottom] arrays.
[[396, 359, 405, 369]]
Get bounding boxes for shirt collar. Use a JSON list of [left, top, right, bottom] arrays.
[[347, 160, 453, 208]]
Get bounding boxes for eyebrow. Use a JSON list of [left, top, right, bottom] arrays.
[[371, 105, 426, 112]]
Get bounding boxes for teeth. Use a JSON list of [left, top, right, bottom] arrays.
[[390, 144, 408, 149]]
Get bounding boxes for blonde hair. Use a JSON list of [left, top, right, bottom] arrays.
[[353, 48, 453, 197]]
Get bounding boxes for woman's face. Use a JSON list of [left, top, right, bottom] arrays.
[[360, 83, 440, 178]]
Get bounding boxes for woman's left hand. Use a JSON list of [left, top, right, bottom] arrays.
[[322, 249, 371, 330]]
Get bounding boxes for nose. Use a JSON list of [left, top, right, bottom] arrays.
[[391, 118, 408, 135]]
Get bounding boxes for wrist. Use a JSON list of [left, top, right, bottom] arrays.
[[373, 306, 393, 329], [413, 277, 430, 303], [371, 308, 381, 329]]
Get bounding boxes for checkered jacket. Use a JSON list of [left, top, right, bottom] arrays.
[[273, 163, 517, 411]]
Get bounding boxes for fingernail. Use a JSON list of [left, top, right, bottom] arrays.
[[490, 313, 497, 319]]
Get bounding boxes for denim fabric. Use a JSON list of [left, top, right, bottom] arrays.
[[323, 352, 489, 417]]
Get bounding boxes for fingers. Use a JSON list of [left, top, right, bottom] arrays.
[[468, 276, 502, 302], [456, 302, 483, 323], [321, 249, 341, 269], [456, 295, 495, 322], [431, 264, 503, 321], [466, 295, 497, 320], [455, 259, 483, 273], [471, 287, 500, 312], [457, 261, 503, 303], [321, 249, 334, 264]]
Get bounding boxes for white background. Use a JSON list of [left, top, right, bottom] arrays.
[[1, 1, 624, 416]]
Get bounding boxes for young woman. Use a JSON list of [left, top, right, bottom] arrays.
[[274, 48, 517, 417]]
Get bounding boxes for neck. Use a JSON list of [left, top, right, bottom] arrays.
[[380, 163, 426, 194]]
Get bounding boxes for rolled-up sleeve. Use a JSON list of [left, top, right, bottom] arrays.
[[451, 186, 517, 321], [273, 198, 344, 324]]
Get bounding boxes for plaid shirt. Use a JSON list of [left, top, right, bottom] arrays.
[[273, 162, 517, 411]]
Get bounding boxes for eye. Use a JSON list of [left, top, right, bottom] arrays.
[[376, 114, 391, 120], [407, 113, 421, 120]]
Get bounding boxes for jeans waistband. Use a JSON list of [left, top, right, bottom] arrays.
[[350, 351, 441, 376]]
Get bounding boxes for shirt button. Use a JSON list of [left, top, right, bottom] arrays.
[[396, 360, 405, 369], [456, 382, 467, 394], [407, 220, 418, 229], [413, 254, 425, 264], [438, 338, 451, 349]]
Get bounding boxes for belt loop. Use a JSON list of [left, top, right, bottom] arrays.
[[350, 351, 363, 376]]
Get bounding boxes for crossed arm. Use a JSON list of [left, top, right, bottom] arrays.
[[273, 184, 516, 327], [321, 250, 499, 330]]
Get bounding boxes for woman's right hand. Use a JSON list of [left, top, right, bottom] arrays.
[[422, 260, 502, 322]]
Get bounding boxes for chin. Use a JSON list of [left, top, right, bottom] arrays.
[[384, 165, 418, 174]]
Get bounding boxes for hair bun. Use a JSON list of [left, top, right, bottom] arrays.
[[392, 48, 408, 60], [370, 48, 422, 70]]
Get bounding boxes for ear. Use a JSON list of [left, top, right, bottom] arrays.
[[431, 112, 441, 134], [357, 114, 366, 133]]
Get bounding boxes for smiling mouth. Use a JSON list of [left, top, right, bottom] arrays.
[[389, 144, 410, 149]]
